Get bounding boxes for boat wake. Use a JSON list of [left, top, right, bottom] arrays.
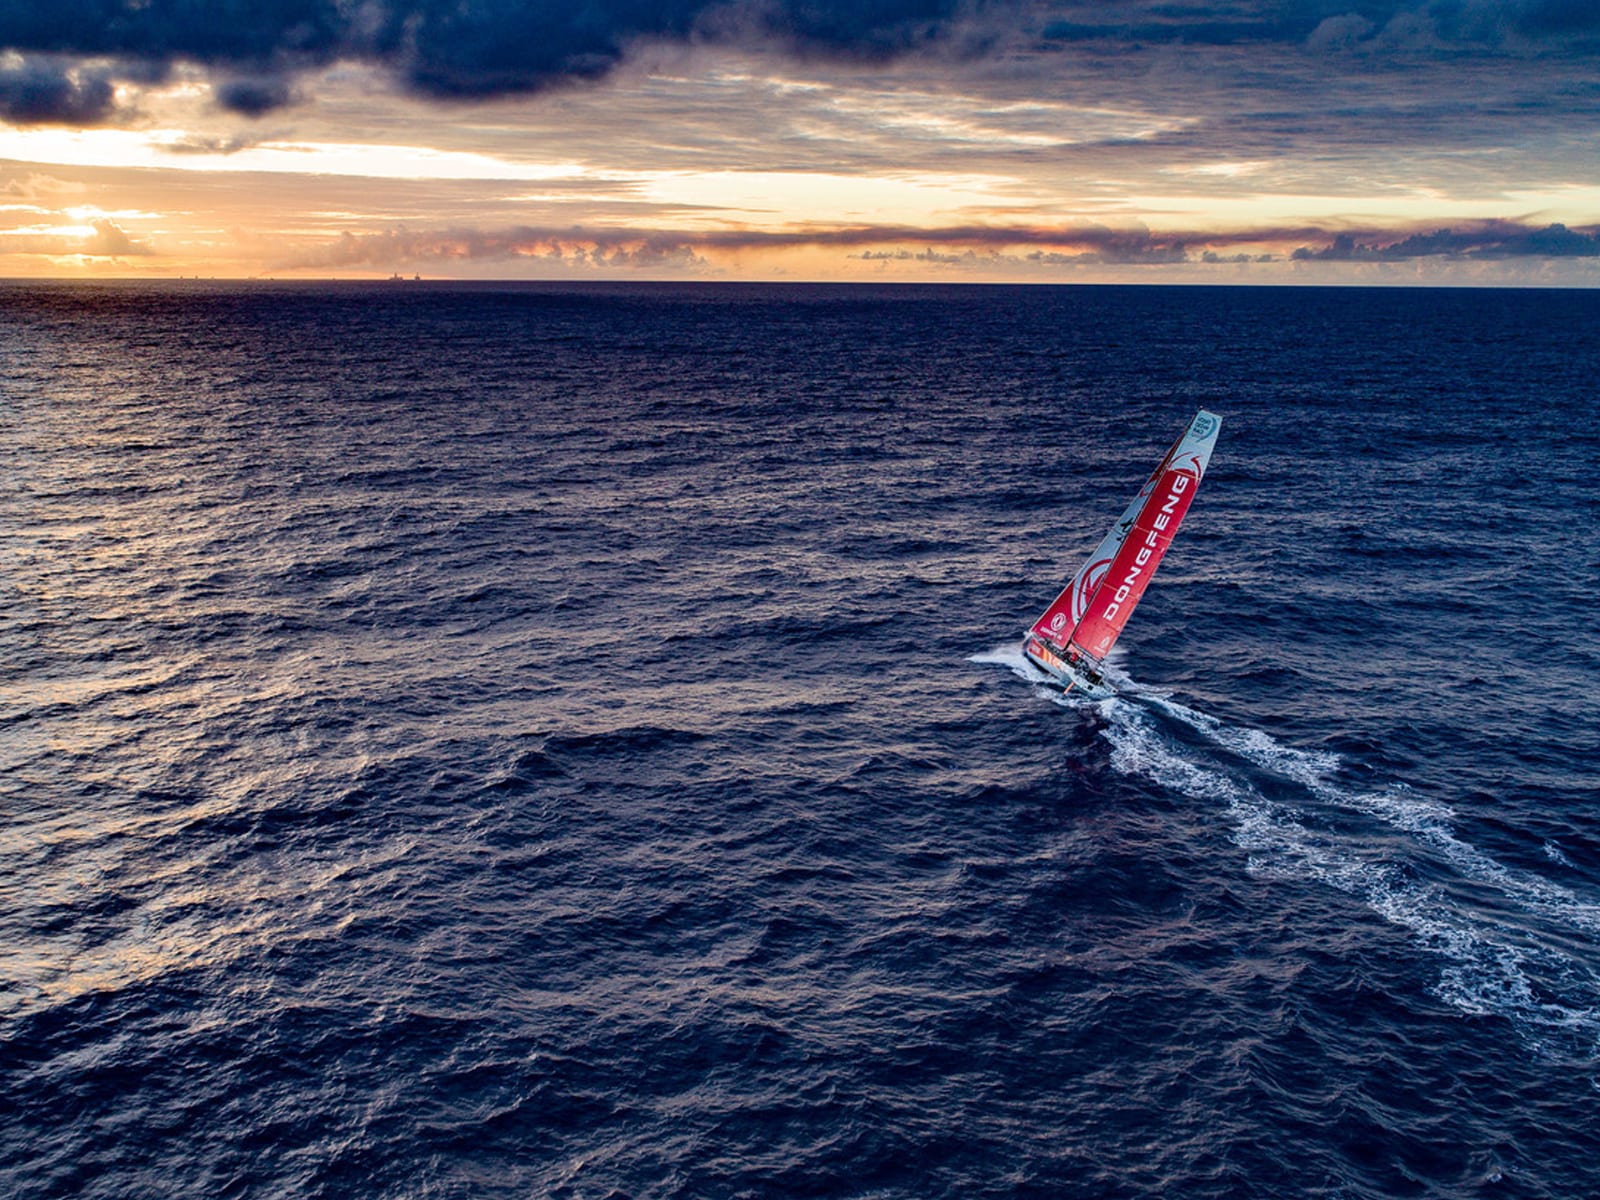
[[1113, 687, 1600, 1057], [975, 646, 1600, 1058]]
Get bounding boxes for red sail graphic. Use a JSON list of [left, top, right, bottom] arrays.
[[1027, 557, 1109, 647], [1067, 460, 1203, 661], [1027, 438, 1184, 647]]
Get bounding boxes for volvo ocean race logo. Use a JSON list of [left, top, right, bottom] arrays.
[[1191, 413, 1217, 439]]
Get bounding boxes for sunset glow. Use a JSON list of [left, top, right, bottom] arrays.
[[2, 4, 1598, 283]]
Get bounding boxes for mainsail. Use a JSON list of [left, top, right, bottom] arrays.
[[1024, 410, 1220, 695]]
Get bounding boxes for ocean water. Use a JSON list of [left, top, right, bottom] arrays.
[[3, 280, 1599, 1199]]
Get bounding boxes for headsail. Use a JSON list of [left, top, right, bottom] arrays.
[[1024, 409, 1221, 695]]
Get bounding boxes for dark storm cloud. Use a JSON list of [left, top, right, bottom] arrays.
[[2, 0, 1591, 130], [5, 0, 1592, 125], [0, 56, 116, 124], [404, 0, 972, 97], [214, 75, 298, 116], [0, 0, 360, 65], [1038, 0, 1600, 48], [0, 0, 965, 120]]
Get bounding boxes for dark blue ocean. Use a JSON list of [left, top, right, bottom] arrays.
[[4, 280, 1599, 1199]]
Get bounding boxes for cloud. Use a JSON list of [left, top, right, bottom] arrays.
[[1304, 13, 1376, 53], [0, 55, 116, 124], [1290, 222, 1600, 260], [1037, 1, 1600, 49], [158, 132, 274, 156], [85, 217, 149, 256], [288, 224, 713, 271], [0, 215, 151, 257], [3, 0, 1589, 124], [1, 169, 88, 201], [0, 1, 969, 117], [214, 75, 298, 116], [280, 217, 1600, 273]]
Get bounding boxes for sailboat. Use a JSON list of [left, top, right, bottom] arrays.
[[1023, 409, 1221, 697]]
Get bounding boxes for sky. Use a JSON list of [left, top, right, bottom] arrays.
[[2, 0, 1599, 283]]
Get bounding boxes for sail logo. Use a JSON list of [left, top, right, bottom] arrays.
[[1049, 612, 1067, 633], [1074, 559, 1111, 620], [1191, 414, 1217, 439], [1100, 472, 1190, 622]]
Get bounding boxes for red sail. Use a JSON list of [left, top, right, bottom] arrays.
[[1067, 462, 1203, 660], [1027, 441, 1182, 647], [1027, 556, 1110, 648]]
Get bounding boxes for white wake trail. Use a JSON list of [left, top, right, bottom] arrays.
[[1093, 679, 1600, 1055]]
